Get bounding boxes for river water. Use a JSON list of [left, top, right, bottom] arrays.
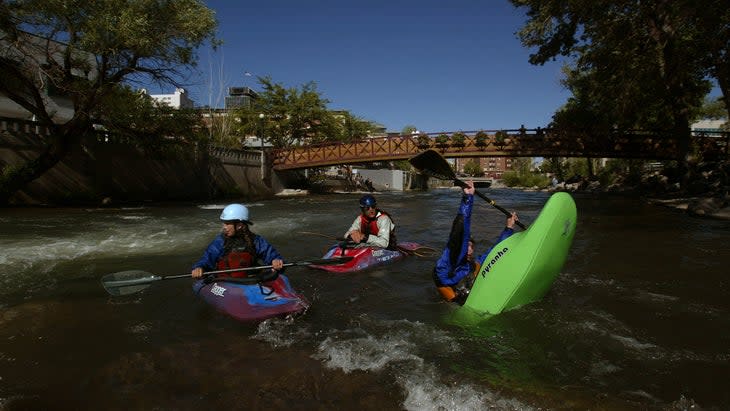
[[0, 188, 728, 410]]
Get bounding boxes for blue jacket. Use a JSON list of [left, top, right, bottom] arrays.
[[434, 193, 514, 287], [192, 233, 284, 272]]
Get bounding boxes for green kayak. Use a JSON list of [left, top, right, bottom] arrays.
[[462, 192, 577, 315]]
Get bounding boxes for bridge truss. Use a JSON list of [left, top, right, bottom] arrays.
[[271, 128, 728, 170]]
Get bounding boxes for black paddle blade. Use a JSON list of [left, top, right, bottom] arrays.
[[408, 149, 457, 181], [102, 270, 160, 296]]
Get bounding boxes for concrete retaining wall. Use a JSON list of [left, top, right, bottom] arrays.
[[0, 122, 284, 205]]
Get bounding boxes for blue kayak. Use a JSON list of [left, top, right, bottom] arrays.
[[193, 274, 309, 322]]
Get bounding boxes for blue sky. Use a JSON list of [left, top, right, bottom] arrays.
[[164, 0, 572, 134]]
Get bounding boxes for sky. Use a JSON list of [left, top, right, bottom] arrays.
[[159, 0, 573, 134]]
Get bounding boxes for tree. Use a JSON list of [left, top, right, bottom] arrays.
[[232, 76, 336, 148], [474, 130, 489, 149], [462, 159, 483, 177], [435, 133, 449, 150], [0, 0, 217, 204], [334, 111, 375, 143], [511, 0, 726, 160], [695, 96, 728, 121], [451, 131, 466, 147], [401, 125, 418, 135]]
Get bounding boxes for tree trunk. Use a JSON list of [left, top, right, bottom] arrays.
[[586, 157, 595, 178], [0, 130, 77, 205]]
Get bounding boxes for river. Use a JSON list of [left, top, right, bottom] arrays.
[[0, 188, 728, 410]]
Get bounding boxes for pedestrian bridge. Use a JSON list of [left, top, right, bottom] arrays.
[[271, 128, 728, 170]]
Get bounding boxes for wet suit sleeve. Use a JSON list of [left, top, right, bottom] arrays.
[[344, 216, 361, 238], [192, 234, 225, 271], [475, 227, 514, 266], [254, 235, 285, 271], [365, 214, 393, 248], [434, 193, 474, 286]]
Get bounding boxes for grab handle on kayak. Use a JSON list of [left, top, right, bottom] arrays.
[[258, 282, 275, 296]]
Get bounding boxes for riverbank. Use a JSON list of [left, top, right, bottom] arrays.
[[502, 158, 730, 220], [538, 183, 730, 220]]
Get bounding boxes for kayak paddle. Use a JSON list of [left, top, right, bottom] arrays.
[[296, 231, 438, 257], [101, 256, 354, 296], [408, 149, 527, 230]]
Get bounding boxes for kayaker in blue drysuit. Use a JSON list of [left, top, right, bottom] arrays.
[[433, 181, 518, 305], [191, 204, 284, 279]]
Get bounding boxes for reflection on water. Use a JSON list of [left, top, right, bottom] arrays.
[[1, 190, 729, 410]]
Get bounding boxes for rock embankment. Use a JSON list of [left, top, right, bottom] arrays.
[[547, 159, 730, 220]]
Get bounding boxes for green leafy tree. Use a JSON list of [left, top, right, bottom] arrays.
[[105, 86, 205, 143], [0, 0, 217, 204], [695, 96, 728, 122], [451, 131, 466, 147], [401, 125, 418, 135], [511, 0, 727, 160], [494, 130, 508, 148], [232, 76, 336, 148], [416, 133, 431, 148], [474, 130, 489, 149], [540, 157, 566, 181], [502, 157, 549, 187], [462, 159, 483, 177], [335, 111, 375, 143], [435, 133, 450, 150]]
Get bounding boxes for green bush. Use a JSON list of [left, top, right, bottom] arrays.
[[451, 132, 466, 147], [474, 130, 489, 148], [463, 159, 483, 176], [417, 134, 431, 148], [502, 171, 550, 188]]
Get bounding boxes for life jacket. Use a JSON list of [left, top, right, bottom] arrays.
[[216, 240, 256, 278], [358, 209, 397, 249]]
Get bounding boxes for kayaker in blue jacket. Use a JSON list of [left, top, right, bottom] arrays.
[[191, 203, 284, 278], [433, 181, 518, 304]]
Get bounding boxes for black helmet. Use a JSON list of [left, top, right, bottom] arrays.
[[359, 194, 377, 208]]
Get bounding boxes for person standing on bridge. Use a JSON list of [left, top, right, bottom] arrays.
[[433, 181, 518, 305], [344, 194, 397, 250]]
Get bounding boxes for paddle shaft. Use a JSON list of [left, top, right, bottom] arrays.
[[451, 178, 527, 230], [188, 258, 353, 280], [102, 257, 353, 292], [408, 149, 527, 230]]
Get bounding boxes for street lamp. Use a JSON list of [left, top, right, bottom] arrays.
[[258, 113, 265, 180]]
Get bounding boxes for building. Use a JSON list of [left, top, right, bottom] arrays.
[[147, 88, 194, 109], [454, 157, 514, 179], [691, 119, 727, 135], [225, 87, 258, 110]]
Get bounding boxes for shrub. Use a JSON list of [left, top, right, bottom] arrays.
[[416, 133, 431, 148], [494, 130, 508, 147], [474, 130, 489, 148], [451, 131, 466, 147], [435, 133, 450, 149]]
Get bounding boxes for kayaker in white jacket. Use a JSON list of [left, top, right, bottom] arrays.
[[344, 194, 397, 250]]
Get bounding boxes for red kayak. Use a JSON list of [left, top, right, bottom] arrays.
[[309, 242, 423, 273]]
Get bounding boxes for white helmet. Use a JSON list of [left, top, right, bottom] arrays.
[[220, 203, 252, 224]]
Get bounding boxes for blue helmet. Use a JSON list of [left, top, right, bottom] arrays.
[[359, 194, 377, 208], [220, 203, 253, 224]]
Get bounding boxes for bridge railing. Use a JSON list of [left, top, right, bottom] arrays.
[[271, 128, 728, 170]]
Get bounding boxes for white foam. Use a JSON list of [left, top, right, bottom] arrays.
[[312, 317, 535, 410], [251, 316, 311, 348], [316, 334, 422, 373]]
